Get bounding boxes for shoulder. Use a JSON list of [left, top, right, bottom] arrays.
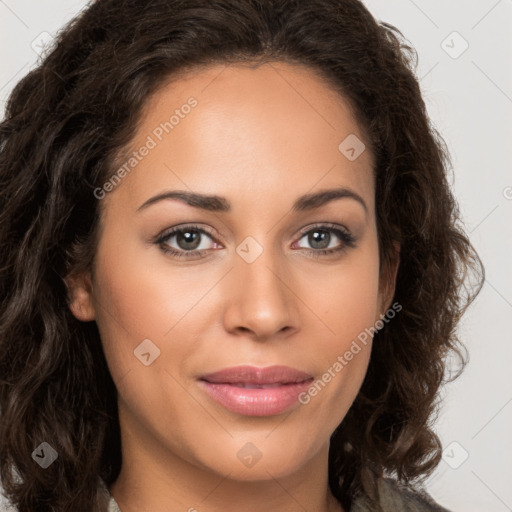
[[351, 477, 452, 512]]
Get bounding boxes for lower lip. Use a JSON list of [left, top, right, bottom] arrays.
[[198, 379, 314, 416]]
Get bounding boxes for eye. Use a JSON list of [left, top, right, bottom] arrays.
[[292, 223, 356, 257], [155, 224, 221, 259], [154, 222, 356, 260]]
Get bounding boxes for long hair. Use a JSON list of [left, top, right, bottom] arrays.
[[0, 1, 484, 510]]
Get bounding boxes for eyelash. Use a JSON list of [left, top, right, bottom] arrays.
[[154, 222, 357, 260]]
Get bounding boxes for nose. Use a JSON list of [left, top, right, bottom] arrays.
[[222, 247, 301, 341]]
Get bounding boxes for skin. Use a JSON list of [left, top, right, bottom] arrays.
[[66, 61, 399, 512]]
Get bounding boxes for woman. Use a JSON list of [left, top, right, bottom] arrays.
[[0, 0, 484, 511]]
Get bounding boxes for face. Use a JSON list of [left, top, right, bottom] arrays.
[[68, 62, 397, 484]]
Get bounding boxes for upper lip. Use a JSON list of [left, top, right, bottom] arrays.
[[200, 365, 313, 385]]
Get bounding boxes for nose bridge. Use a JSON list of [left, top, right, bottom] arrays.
[[239, 247, 286, 301], [222, 235, 299, 338]]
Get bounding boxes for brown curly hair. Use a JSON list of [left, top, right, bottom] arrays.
[[0, 0, 484, 511]]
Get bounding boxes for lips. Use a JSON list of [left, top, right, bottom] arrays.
[[198, 365, 314, 416], [199, 365, 313, 385]]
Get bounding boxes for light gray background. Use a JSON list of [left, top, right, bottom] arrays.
[[1, 1, 511, 511]]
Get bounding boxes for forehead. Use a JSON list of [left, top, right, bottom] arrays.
[[105, 61, 375, 216]]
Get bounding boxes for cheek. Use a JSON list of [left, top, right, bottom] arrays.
[[90, 224, 216, 388], [90, 226, 170, 379], [93, 225, 220, 336], [299, 270, 378, 432], [312, 238, 381, 348], [298, 236, 380, 410], [92, 222, 179, 335]]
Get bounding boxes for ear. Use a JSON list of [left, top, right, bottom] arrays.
[[376, 240, 400, 318], [65, 271, 96, 321]]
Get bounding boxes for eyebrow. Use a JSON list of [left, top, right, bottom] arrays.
[[136, 186, 367, 214]]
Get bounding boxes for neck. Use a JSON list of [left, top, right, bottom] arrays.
[[109, 404, 344, 512]]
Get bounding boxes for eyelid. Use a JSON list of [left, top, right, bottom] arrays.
[[296, 221, 349, 238], [155, 223, 219, 242]]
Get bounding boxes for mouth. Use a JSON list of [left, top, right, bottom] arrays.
[[214, 382, 303, 389], [198, 365, 314, 416], [199, 364, 313, 385]]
